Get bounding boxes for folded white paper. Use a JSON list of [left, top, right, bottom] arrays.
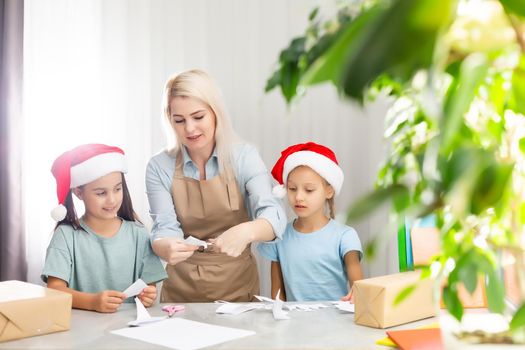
[[333, 301, 355, 313], [184, 236, 207, 248], [122, 279, 147, 298], [128, 297, 167, 327], [254, 290, 289, 320], [215, 303, 264, 315]]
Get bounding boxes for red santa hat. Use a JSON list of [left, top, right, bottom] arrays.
[[271, 142, 344, 198], [50, 143, 128, 221]]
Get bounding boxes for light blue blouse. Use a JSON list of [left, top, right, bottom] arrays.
[[145, 143, 286, 241]]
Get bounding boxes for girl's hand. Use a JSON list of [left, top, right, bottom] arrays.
[[340, 288, 354, 303], [211, 223, 253, 257], [153, 237, 199, 265], [93, 290, 126, 313], [138, 285, 157, 307]]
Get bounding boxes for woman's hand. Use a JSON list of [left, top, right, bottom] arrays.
[[138, 285, 157, 307], [92, 290, 126, 313], [152, 237, 199, 265], [211, 222, 253, 257]]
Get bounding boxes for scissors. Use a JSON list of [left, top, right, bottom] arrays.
[[161, 305, 185, 317], [196, 239, 215, 253]]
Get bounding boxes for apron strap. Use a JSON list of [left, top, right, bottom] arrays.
[[226, 179, 240, 211]]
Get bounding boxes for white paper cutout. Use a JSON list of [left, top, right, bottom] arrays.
[[127, 297, 167, 327], [184, 236, 208, 248], [284, 303, 329, 311], [254, 290, 289, 320], [122, 279, 147, 298], [215, 303, 264, 315], [333, 301, 355, 313]]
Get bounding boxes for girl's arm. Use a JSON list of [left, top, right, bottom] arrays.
[[47, 276, 126, 313], [271, 261, 286, 301], [341, 251, 363, 302], [138, 283, 157, 307]]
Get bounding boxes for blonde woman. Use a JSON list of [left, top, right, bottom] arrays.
[[146, 69, 286, 302]]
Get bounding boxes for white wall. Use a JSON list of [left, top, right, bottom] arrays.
[[24, 0, 398, 293]]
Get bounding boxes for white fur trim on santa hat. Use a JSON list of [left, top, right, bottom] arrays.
[[51, 204, 67, 221], [70, 152, 128, 188], [283, 150, 344, 195], [272, 184, 287, 198]]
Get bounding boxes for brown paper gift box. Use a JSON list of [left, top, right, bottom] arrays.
[[354, 271, 436, 328], [0, 280, 72, 342]]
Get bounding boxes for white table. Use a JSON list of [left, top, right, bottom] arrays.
[[0, 302, 438, 349]]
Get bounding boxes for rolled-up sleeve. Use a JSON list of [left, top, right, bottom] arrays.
[[236, 144, 287, 240], [145, 153, 184, 241]]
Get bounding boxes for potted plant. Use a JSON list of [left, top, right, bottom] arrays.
[[265, 0, 525, 345]]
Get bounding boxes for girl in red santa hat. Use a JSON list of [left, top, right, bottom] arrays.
[[42, 144, 167, 313], [258, 142, 363, 301]]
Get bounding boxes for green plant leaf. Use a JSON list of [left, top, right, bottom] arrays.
[[340, 0, 454, 100], [519, 137, 525, 154], [456, 253, 479, 294], [470, 162, 514, 215], [486, 270, 506, 314], [441, 54, 489, 154], [394, 284, 416, 306], [301, 5, 384, 87], [510, 302, 525, 331], [509, 55, 525, 115], [443, 285, 464, 321], [346, 185, 409, 222], [499, 0, 525, 17]]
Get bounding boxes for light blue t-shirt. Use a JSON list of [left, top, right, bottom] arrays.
[[258, 219, 362, 301], [145, 143, 286, 241], [41, 219, 167, 300]]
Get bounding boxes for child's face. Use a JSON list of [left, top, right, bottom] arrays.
[[169, 96, 216, 157], [73, 171, 124, 221], [286, 166, 334, 219]]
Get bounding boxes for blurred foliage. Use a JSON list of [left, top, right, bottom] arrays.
[[266, 0, 525, 343]]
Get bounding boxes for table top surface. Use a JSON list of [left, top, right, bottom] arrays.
[[0, 302, 439, 349]]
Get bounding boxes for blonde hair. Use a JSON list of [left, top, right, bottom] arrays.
[[162, 69, 240, 181]]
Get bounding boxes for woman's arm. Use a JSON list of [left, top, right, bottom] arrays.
[[146, 155, 199, 263], [152, 238, 198, 264], [212, 218, 274, 257], [47, 276, 126, 313], [341, 251, 363, 302], [271, 261, 286, 301], [213, 145, 287, 256]]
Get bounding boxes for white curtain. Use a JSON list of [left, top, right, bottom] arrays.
[[24, 0, 396, 294]]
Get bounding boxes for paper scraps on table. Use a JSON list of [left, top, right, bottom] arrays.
[[184, 236, 208, 249], [122, 279, 147, 298], [215, 302, 265, 315], [333, 301, 355, 313], [111, 318, 255, 350], [254, 289, 289, 320], [127, 297, 167, 327], [284, 303, 329, 311]]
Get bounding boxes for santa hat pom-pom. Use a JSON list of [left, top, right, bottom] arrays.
[[51, 204, 67, 221], [272, 184, 287, 198]]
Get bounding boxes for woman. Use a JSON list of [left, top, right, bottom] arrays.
[[146, 69, 286, 302]]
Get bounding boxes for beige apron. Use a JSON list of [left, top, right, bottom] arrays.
[[161, 152, 260, 302]]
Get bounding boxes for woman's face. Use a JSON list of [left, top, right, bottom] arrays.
[[169, 96, 216, 157]]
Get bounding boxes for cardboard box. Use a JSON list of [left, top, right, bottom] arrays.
[[354, 271, 436, 328], [0, 280, 72, 342]]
